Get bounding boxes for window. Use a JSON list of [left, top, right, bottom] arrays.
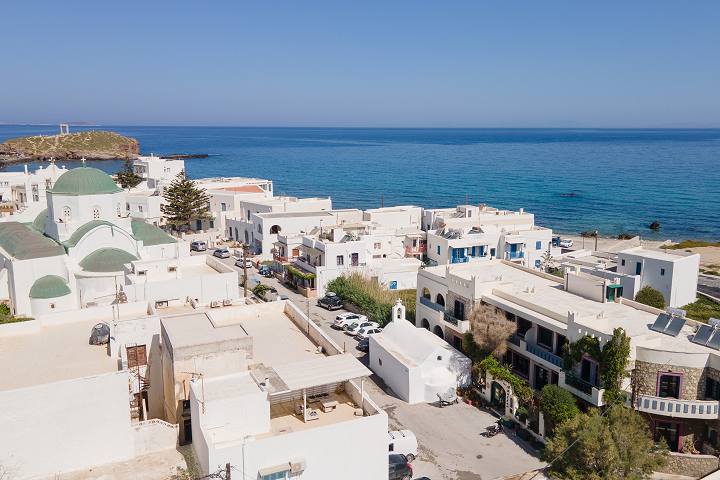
[[537, 326, 554, 350], [517, 317, 532, 338], [437, 245, 440, 255], [490, 247, 496, 258], [209, 220, 214, 229], [92, 207, 101, 219], [655, 422, 680, 452], [706, 378, 720, 401], [62, 206, 71, 222], [336, 255, 344, 266], [621, 259, 626, 266], [374, 242, 381, 249], [661, 268, 665, 276], [536, 240, 542, 250], [422, 288, 431, 299], [658, 373, 681, 399], [453, 299, 465, 320], [535, 259, 541, 268], [378, 358, 383, 366], [126, 345, 147, 368], [116, 203, 121, 216], [138, 205, 143, 213], [221, 203, 227, 211], [261, 471, 289, 480], [635, 262, 642, 275], [436, 293, 445, 306]]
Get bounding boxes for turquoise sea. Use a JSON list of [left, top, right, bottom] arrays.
[[1, 126, 718, 240]]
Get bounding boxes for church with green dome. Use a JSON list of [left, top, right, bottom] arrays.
[[0, 166, 185, 316]]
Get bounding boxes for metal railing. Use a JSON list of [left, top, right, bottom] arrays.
[[526, 342, 563, 367], [505, 251, 525, 260], [451, 257, 469, 264], [444, 312, 464, 326], [508, 334, 521, 347], [563, 371, 595, 395]]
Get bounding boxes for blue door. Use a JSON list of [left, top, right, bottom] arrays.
[[636, 262, 642, 275]]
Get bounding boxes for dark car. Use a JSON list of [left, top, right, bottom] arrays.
[[356, 337, 369, 352], [389, 454, 412, 480], [317, 292, 343, 311]]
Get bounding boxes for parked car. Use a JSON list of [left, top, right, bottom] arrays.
[[388, 454, 413, 480], [190, 241, 207, 252], [258, 265, 273, 277], [317, 292, 343, 311], [213, 248, 231, 259], [356, 337, 369, 352], [388, 430, 418, 462], [332, 313, 367, 329], [234, 258, 254, 268], [355, 326, 383, 339], [345, 321, 379, 336], [559, 238, 574, 248]]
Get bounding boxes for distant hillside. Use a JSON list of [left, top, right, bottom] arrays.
[[0, 130, 140, 164]]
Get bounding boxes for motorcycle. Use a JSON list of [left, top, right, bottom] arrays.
[[482, 419, 503, 437], [436, 392, 459, 408]]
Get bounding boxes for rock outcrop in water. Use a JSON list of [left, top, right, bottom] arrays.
[[0, 130, 140, 164]]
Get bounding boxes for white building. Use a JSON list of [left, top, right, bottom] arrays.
[[616, 246, 700, 308], [133, 154, 186, 193], [0, 166, 238, 317], [369, 300, 471, 404], [159, 301, 388, 479], [0, 162, 68, 220], [423, 204, 559, 270]]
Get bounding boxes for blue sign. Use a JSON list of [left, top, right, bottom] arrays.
[[389, 281, 398, 290]]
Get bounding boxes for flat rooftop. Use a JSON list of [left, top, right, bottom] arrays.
[[0, 318, 118, 391], [161, 310, 248, 350], [257, 210, 334, 219], [619, 246, 696, 262]]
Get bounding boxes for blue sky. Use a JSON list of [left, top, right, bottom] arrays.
[[1, 1, 719, 127]]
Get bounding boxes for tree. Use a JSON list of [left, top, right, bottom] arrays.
[[540, 250, 556, 272], [114, 159, 142, 189], [467, 303, 516, 357], [540, 384, 579, 433], [544, 405, 666, 480], [161, 171, 210, 229], [634, 286, 665, 309]]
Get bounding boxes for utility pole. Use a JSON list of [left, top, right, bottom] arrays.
[[225, 462, 231, 480], [594, 229, 599, 251], [242, 243, 249, 298], [380, 193, 384, 208]]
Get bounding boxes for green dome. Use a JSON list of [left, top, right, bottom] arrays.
[[79, 248, 138, 272], [29, 275, 71, 299], [51, 167, 122, 196]]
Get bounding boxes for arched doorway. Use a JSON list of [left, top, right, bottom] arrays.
[[433, 325, 444, 338], [436, 293, 445, 306], [270, 225, 282, 234], [490, 381, 507, 410], [421, 318, 430, 330], [422, 288, 430, 300]]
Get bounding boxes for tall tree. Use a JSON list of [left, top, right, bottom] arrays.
[[468, 303, 516, 357], [544, 405, 666, 480], [114, 159, 142, 189], [161, 171, 210, 229]]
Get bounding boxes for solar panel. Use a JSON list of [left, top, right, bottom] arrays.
[[693, 325, 715, 346], [650, 314, 671, 334], [708, 330, 720, 351], [664, 317, 686, 337]]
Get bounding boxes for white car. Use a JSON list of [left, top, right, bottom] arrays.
[[234, 258, 254, 268], [345, 321, 379, 336], [388, 430, 418, 462], [559, 239, 574, 248], [213, 248, 231, 259], [354, 326, 382, 339], [333, 313, 367, 329]]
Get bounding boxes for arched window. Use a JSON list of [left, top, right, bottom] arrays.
[[62, 206, 71, 222], [433, 325, 444, 338], [92, 207, 101, 219], [421, 318, 430, 330], [422, 288, 431, 300], [436, 293, 445, 306]]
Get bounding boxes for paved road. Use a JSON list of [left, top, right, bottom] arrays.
[[211, 251, 545, 480]]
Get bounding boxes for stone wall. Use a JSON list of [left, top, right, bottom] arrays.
[[657, 452, 719, 478], [446, 291, 471, 319], [634, 360, 704, 399]]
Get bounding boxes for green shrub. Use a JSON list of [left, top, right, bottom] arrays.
[[634, 286, 666, 309], [478, 356, 533, 404], [665, 240, 720, 250], [540, 384, 579, 432], [0, 304, 10, 316], [327, 273, 415, 326], [683, 296, 720, 323], [252, 283, 269, 297]]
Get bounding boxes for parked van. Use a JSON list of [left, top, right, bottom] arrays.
[[388, 430, 417, 462]]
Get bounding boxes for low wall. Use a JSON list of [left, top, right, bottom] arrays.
[[284, 300, 343, 355], [657, 452, 719, 478], [132, 419, 178, 456], [0, 318, 40, 336]]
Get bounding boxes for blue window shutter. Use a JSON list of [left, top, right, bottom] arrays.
[[536, 241, 542, 250]]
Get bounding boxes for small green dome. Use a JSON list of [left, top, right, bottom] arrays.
[[29, 275, 71, 299], [51, 167, 122, 196], [79, 248, 138, 272]]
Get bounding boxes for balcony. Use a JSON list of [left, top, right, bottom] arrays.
[[508, 334, 521, 347], [451, 257, 469, 264], [635, 395, 720, 420], [560, 371, 604, 406], [405, 244, 427, 255], [526, 343, 563, 368], [443, 312, 470, 334], [419, 296, 444, 313]]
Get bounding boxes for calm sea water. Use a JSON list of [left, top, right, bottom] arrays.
[[1, 125, 719, 240]]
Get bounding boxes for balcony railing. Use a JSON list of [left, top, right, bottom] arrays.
[[419, 296, 444, 312], [405, 244, 427, 255], [444, 312, 461, 325], [635, 395, 720, 420], [451, 257, 469, 264], [508, 334, 521, 347], [505, 251, 525, 260], [526, 343, 563, 368], [563, 371, 596, 396]]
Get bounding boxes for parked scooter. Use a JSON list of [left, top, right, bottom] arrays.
[[482, 419, 503, 437], [436, 393, 459, 408]]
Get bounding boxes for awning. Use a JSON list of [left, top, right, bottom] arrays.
[[273, 354, 371, 392]]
